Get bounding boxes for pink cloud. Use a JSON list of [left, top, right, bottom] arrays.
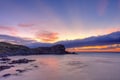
[[35, 31, 59, 42], [0, 26, 19, 35], [97, 0, 109, 16]]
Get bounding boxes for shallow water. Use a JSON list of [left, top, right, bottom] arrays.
[[1, 53, 120, 80]]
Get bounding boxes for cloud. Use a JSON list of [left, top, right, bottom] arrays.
[[0, 26, 15, 31], [100, 44, 120, 50], [55, 31, 120, 48], [0, 34, 52, 48], [0, 34, 35, 44], [75, 44, 120, 50], [0, 31, 120, 49], [97, 0, 109, 16], [35, 31, 59, 42], [18, 23, 35, 27], [0, 26, 19, 35]]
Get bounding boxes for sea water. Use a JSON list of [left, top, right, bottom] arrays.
[[1, 53, 120, 80]]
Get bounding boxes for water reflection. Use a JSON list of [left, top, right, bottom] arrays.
[[1, 53, 120, 80]]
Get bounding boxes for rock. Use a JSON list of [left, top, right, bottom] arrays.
[[0, 65, 14, 71], [34, 65, 38, 68], [71, 52, 77, 54], [2, 73, 11, 77], [0, 57, 11, 61], [0, 62, 7, 64], [16, 69, 26, 73], [9, 58, 35, 64]]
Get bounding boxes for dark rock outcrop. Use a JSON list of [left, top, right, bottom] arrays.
[[2, 73, 11, 77], [0, 65, 14, 71], [0, 42, 75, 56], [16, 69, 27, 73], [9, 58, 35, 64], [0, 57, 11, 61]]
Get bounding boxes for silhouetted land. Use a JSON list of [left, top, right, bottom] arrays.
[[0, 42, 75, 56]]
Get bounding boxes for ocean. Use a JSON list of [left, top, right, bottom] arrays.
[[1, 53, 120, 80]]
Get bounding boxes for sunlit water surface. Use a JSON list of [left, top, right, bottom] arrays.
[[1, 53, 120, 80]]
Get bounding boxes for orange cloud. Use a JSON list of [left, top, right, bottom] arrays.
[[35, 31, 59, 42], [18, 23, 35, 27], [67, 44, 120, 52]]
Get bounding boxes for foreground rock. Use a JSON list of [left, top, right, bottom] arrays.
[[16, 69, 27, 73], [2, 73, 11, 77], [0, 58, 36, 72], [0, 57, 11, 61], [0, 42, 75, 56], [9, 58, 35, 64], [0, 65, 14, 71]]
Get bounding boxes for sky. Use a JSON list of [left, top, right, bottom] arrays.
[[0, 0, 120, 52]]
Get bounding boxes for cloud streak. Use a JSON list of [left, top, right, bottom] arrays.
[[0, 34, 35, 44], [97, 0, 109, 16], [0, 34, 52, 48], [0, 26, 19, 35]]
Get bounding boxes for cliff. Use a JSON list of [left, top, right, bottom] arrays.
[[0, 42, 73, 56]]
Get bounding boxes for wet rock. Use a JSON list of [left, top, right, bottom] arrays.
[[9, 58, 35, 64], [67, 61, 83, 65], [0, 65, 14, 71], [67, 61, 88, 70], [16, 69, 26, 73], [2, 73, 11, 77], [71, 52, 77, 54], [0, 61, 7, 64], [0, 57, 11, 61], [34, 65, 38, 68]]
